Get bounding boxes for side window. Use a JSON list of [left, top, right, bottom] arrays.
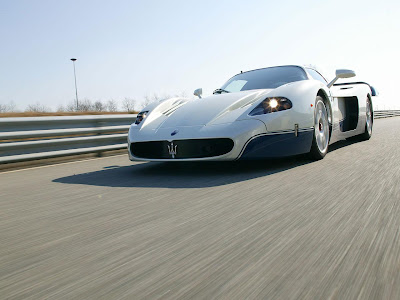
[[307, 69, 327, 85]]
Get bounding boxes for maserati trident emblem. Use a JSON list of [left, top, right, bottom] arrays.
[[167, 142, 177, 158]]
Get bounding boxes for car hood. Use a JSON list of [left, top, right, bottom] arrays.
[[139, 89, 272, 130]]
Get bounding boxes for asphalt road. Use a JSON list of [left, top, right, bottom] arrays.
[[1, 117, 399, 300]]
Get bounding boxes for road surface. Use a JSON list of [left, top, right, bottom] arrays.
[[1, 117, 399, 299]]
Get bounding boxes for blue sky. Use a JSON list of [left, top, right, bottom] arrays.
[[1, 0, 399, 110]]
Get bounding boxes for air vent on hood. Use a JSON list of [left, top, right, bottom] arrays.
[[161, 100, 186, 116]]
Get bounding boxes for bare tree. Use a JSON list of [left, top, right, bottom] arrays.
[[7, 101, 16, 112], [106, 99, 118, 112], [0, 101, 17, 113], [25, 102, 50, 113], [141, 93, 168, 109], [64, 100, 75, 112], [77, 98, 94, 112], [141, 95, 152, 109], [93, 101, 105, 112], [0, 104, 7, 113], [122, 97, 136, 112]]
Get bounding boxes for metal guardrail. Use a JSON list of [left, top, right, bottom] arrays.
[[0, 114, 137, 164], [374, 110, 400, 119], [0, 111, 398, 164]]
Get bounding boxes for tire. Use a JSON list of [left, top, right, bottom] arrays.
[[358, 97, 373, 140], [309, 96, 330, 160]]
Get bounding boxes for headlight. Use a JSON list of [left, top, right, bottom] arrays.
[[249, 97, 292, 116], [135, 111, 149, 125]]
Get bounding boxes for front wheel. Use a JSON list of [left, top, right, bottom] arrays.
[[309, 96, 330, 160]]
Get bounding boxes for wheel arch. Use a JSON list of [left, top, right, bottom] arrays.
[[367, 93, 374, 120], [317, 89, 332, 138]]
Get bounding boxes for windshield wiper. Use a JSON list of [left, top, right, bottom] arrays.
[[213, 88, 230, 94]]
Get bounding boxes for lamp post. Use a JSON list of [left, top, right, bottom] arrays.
[[70, 58, 79, 110]]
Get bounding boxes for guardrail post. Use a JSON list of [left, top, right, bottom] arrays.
[[96, 119, 105, 157]]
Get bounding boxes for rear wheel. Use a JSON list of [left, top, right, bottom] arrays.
[[358, 97, 373, 140], [309, 96, 329, 160]]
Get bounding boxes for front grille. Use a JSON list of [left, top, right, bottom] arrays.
[[131, 138, 234, 159]]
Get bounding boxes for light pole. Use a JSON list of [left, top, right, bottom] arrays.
[[70, 58, 79, 110]]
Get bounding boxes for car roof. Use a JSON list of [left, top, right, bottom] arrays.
[[236, 65, 306, 76]]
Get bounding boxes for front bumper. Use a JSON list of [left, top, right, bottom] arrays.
[[128, 120, 266, 161], [128, 120, 314, 161]]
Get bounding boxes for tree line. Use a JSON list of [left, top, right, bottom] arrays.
[[0, 92, 188, 114]]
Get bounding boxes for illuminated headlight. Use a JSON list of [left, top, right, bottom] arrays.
[[269, 99, 278, 108], [135, 111, 149, 125], [249, 97, 292, 116]]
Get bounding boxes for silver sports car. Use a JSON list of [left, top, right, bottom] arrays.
[[128, 65, 375, 161]]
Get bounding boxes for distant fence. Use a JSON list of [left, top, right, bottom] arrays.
[[0, 111, 398, 164], [0, 114, 136, 164]]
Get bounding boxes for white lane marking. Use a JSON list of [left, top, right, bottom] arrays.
[[0, 154, 128, 175]]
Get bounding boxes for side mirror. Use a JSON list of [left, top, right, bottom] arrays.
[[336, 69, 356, 79], [327, 69, 356, 88], [194, 88, 202, 99]]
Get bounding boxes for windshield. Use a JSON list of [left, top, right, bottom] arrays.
[[219, 66, 308, 93]]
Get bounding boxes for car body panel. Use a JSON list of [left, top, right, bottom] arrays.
[[329, 83, 372, 142]]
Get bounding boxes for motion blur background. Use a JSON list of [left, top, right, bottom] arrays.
[[0, 0, 398, 110]]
